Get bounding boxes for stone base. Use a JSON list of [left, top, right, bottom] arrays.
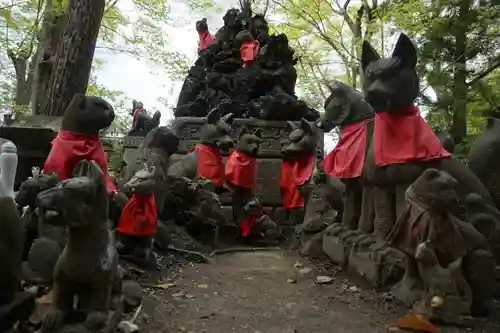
[[322, 224, 404, 287], [0, 291, 36, 331]]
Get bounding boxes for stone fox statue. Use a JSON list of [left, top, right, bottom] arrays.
[[225, 126, 281, 240], [117, 163, 157, 262], [129, 100, 161, 136], [38, 160, 120, 332], [168, 107, 235, 193]]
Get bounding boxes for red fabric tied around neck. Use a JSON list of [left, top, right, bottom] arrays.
[[225, 150, 257, 189], [374, 105, 451, 166], [240, 39, 259, 67], [280, 153, 315, 210], [117, 194, 157, 237], [240, 204, 263, 237], [198, 31, 214, 51], [43, 130, 116, 193], [196, 143, 225, 187], [131, 108, 146, 128], [322, 119, 370, 178]]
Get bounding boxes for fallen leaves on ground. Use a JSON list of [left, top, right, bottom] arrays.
[[390, 314, 438, 333]]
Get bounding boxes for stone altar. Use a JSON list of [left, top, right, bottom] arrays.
[[122, 117, 324, 225]]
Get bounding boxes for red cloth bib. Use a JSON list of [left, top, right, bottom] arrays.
[[196, 143, 225, 187], [241, 39, 259, 67], [240, 204, 263, 237], [198, 31, 215, 51], [225, 150, 257, 189], [131, 108, 146, 128], [43, 130, 116, 193], [280, 153, 315, 210], [322, 119, 370, 178], [117, 194, 157, 237], [373, 105, 451, 166]]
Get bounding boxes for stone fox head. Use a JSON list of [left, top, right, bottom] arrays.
[[36, 160, 108, 228], [61, 94, 115, 135], [235, 126, 262, 157], [318, 79, 374, 133], [361, 33, 419, 112], [196, 18, 209, 33], [282, 118, 318, 161], [16, 172, 60, 208], [124, 164, 156, 196], [199, 107, 235, 153], [409, 168, 459, 211]]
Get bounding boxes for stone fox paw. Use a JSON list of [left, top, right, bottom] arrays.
[[41, 309, 66, 332]]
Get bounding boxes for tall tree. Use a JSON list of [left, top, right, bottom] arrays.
[[44, 0, 106, 116]]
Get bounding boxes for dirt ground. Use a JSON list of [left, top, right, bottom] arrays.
[[137, 250, 500, 333]]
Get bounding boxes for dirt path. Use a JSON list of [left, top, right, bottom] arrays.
[[138, 250, 499, 333]]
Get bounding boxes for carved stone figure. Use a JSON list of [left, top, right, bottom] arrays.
[[225, 126, 281, 241], [117, 163, 157, 264], [280, 119, 318, 225], [468, 117, 500, 211], [387, 168, 495, 320], [130, 126, 180, 217], [38, 160, 120, 332], [0, 142, 24, 305], [128, 100, 161, 137], [42, 94, 126, 228], [168, 108, 234, 193], [359, 33, 495, 236], [174, 4, 317, 122], [318, 57, 495, 238], [16, 169, 60, 258], [196, 18, 214, 52]]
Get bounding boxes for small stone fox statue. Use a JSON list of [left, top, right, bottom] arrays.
[[0, 141, 24, 306], [117, 163, 157, 265]]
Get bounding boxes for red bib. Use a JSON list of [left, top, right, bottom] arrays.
[[43, 130, 116, 193], [225, 150, 257, 189], [241, 39, 259, 67], [322, 119, 370, 178], [117, 194, 157, 237], [240, 204, 263, 237], [280, 154, 315, 210], [198, 31, 214, 51], [374, 106, 451, 166], [131, 108, 146, 128], [196, 143, 225, 187]]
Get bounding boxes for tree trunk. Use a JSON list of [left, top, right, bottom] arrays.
[[44, 0, 105, 116], [31, 0, 68, 115], [450, 0, 471, 144]]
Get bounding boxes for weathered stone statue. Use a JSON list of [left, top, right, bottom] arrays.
[[196, 18, 214, 52], [318, 75, 495, 237], [168, 108, 234, 193], [42, 94, 126, 228], [38, 160, 121, 332], [468, 117, 500, 211], [280, 119, 318, 225], [128, 100, 161, 137], [117, 163, 157, 263], [0, 142, 36, 332], [0, 142, 23, 305], [225, 126, 280, 241], [387, 168, 495, 320]]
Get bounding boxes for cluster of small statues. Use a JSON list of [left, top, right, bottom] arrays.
[[1, 3, 500, 332]]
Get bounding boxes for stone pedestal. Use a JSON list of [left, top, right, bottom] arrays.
[[123, 117, 324, 225]]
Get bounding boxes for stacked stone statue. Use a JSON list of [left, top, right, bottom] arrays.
[[175, 7, 319, 121]]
